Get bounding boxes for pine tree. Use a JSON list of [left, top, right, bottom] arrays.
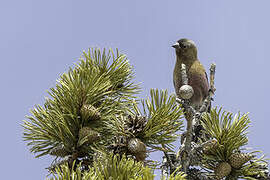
[[23, 48, 268, 180]]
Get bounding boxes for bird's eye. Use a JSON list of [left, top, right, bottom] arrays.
[[180, 43, 187, 49]]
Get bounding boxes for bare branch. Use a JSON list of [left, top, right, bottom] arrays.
[[181, 64, 188, 85], [199, 63, 216, 113], [176, 63, 217, 175]]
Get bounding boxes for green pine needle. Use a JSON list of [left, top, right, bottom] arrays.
[[23, 48, 140, 158], [135, 89, 184, 151], [201, 107, 250, 161], [47, 153, 155, 180], [47, 153, 186, 180]]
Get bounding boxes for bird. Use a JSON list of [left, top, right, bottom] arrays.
[[172, 38, 210, 111]]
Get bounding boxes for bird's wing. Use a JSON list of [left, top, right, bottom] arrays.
[[188, 61, 210, 100]]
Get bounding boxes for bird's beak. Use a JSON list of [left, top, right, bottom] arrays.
[[172, 42, 180, 49]]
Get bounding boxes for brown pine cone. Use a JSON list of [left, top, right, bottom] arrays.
[[127, 138, 147, 161], [80, 104, 101, 121], [229, 152, 254, 169], [125, 115, 147, 136], [215, 162, 232, 180]]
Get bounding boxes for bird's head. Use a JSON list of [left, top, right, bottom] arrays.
[[172, 39, 197, 60]]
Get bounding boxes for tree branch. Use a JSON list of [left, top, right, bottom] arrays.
[[180, 63, 193, 173], [178, 63, 217, 175], [199, 63, 216, 113]]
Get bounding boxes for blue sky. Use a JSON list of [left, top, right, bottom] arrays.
[[1, 0, 270, 179]]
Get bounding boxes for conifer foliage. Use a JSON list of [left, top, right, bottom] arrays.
[[23, 48, 268, 179], [200, 108, 268, 179], [23, 48, 185, 179]]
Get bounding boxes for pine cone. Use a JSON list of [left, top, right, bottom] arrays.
[[134, 151, 147, 162], [215, 162, 232, 179], [127, 138, 147, 161], [203, 139, 218, 155], [80, 104, 101, 121], [125, 115, 147, 136], [49, 144, 70, 157], [229, 152, 254, 169], [128, 138, 146, 154], [78, 127, 100, 146]]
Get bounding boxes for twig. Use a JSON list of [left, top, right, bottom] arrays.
[[199, 63, 216, 113], [181, 64, 188, 85], [209, 63, 216, 95], [179, 63, 216, 173], [180, 63, 193, 173], [173, 63, 217, 178], [161, 155, 169, 180], [161, 144, 173, 177]]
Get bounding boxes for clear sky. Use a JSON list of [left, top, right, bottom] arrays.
[[1, 0, 270, 179]]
